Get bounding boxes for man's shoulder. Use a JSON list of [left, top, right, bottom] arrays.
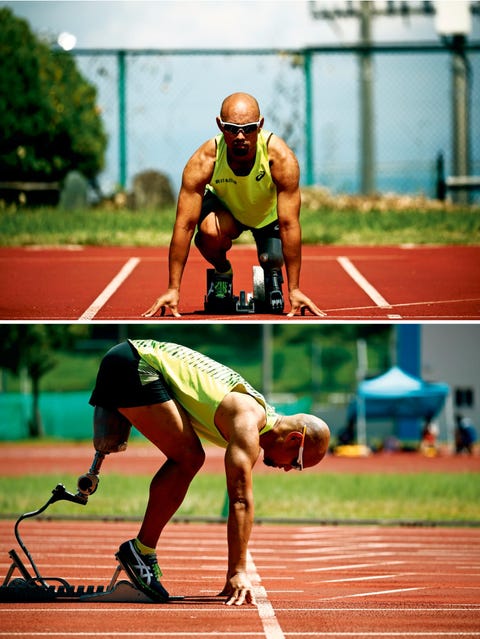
[[265, 133, 299, 182], [265, 131, 294, 160], [190, 137, 218, 163], [183, 137, 217, 185]]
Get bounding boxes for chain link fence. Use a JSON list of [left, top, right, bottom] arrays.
[[74, 45, 480, 201]]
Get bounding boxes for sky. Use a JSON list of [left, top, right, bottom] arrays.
[[4, 0, 473, 51]]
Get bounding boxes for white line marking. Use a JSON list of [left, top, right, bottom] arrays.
[[295, 551, 394, 562], [337, 256, 393, 309], [0, 634, 477, 638], [2, 606, 478, 613], [324, 295, 480, 314], [320, 574, 403, 584], [79, 257, 140, 320], [0, 635, 267, 637], [306, 560, 404, 573], [247, 549, 285, 639], [321, 586, 425, 601], [283, 635, 480, 637]]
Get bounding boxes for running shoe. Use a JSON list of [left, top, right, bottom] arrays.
[[207, 270, 233, 300], [116, 539, 169, 603], [205, 268, 236, 313]]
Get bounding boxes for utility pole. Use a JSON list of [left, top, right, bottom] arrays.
[[262, 324, 273, 402], [308, 1, 478, 196], [451, 34, 470, 203], [435, 1, 474, 203], [359, 1, 375, 194]]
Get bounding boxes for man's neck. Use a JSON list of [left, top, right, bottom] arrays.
[[227, 151, 256, 176]]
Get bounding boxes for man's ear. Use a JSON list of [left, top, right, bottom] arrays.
[[216, 116, 223, 132], [285, 430, 303, 444]]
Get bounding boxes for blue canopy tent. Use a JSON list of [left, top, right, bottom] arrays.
[[348, 366, 451, 446]]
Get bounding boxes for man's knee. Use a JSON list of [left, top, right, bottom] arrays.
[[179, 443, 206, 476], [195, 211, 241, 255]]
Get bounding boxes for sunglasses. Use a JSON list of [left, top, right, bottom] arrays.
[[219, 119, 261, 135], [291, 425, 307, 471]]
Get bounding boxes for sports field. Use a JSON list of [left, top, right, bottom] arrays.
[[1, 519, 479, 638], [1, 244, 479, 320], [1, 443, 479, 638]]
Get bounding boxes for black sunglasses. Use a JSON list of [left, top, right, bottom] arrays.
[[219, 119, 261, 135]]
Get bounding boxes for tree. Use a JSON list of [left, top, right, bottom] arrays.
[[0, 7, 107, 183], [0, 325, 80, 437]]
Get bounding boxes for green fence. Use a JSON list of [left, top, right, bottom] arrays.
[[0, 392, 93, 440], [72, 43, 480, 199], [0, 392, 312, 442]]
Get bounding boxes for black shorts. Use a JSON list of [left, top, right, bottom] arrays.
[[89, 341, 172, 409], [199, 190, 280, 243]]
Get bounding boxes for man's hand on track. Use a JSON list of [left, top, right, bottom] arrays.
[[218, 572, 256, 607], [287, 289, 326, 317], [143, 289, 181, 318]]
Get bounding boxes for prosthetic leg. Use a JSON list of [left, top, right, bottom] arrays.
[[0, 410, 183, 603], [202, 237, 286, 315], [254, 236, 285, 314]]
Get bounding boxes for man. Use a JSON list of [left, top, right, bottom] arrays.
[[89, 339, 330, 606], [144, 92, 324, 318]]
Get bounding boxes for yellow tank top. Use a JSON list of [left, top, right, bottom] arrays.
[[130, 340, 278, 448], [206, 129, 277, 229]]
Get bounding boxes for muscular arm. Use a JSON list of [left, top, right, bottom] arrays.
[[215, 393, 263, 606], [269, 136, 326, 317], [143, 140, 216, 317], [224, 438, 256, 581], [269, 136, 302, 290]]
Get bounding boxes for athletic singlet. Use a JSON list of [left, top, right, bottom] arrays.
[[130, 339, 278, 448], [205, 129, 277, 229]]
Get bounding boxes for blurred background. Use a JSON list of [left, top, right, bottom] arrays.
[[1, 0, 479, 203], [0, 3, 478, 455], [0, 323, 478, 456]]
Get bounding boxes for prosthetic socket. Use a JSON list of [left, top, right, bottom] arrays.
[[76, 407, 132, 498]]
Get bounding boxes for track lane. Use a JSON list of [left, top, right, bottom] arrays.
[[0, 245, 479, 320], [1, 521, 479, 638]]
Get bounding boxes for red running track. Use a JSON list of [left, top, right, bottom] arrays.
[[1, 519, 479, 638], [1, 245, 479, 320], [1, 442, 479, 477]]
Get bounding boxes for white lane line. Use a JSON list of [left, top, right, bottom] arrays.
[[79, 257, 140, 320], [2, 606, 478, 612], [0, 635, 266, 637], [321, 586, 425, 601], [337, 256, 393, 310], [285, 634, 477, 637], [320, 574, 404, 584], [306, 560, 404, 573], [294, 551, 394, 563], [247, 550, 285, 639], [284, 635, 480, 637], [0, 633, 477, 638]]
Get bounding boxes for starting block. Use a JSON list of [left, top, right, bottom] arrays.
[[0, 550, 182, 603], [0, 473, 183, 604], [0, 550, 151, 602], [204, 265, 284, 315]]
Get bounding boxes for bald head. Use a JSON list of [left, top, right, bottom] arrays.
[[283, 413, 330, 468], [220, 93, 261, 123]]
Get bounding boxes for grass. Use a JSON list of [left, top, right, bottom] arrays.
[[1, 471, 479, 524], [0, 198, 479, 246], [299, 207, 480, 246]]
